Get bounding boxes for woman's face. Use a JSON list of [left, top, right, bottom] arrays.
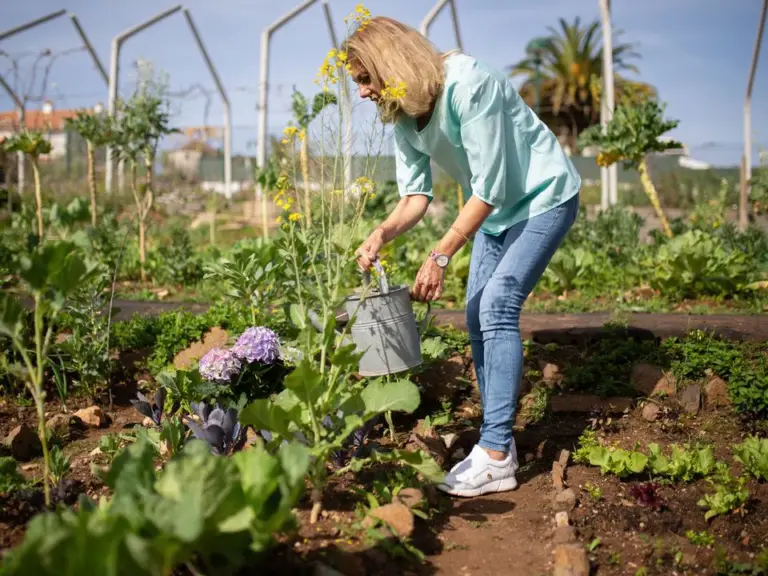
[[350, 63, 380, 102]]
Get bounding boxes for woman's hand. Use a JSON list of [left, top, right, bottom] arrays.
[[355, 228, 386, 270], [411, 256, 445, 302]]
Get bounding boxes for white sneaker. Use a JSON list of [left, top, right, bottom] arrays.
[[437, 444, 519, 497]]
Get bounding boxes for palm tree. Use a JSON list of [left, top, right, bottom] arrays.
[[508, 17, 655, 151]]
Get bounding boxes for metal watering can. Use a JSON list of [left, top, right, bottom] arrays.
[[308, 260, 430, 377]]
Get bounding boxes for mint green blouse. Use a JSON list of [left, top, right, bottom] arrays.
[[394, 53, 581, 236]]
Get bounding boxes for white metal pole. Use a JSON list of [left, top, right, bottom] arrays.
[[448, 0, 464, 52], [183, 9, 232, 198], [105, 5, 183, 195], [323, 0, 353, 188], [69, 14, 108, 85], [0, 9, 66, 42], [0, 74, 24, 194], [742, 0, 767, 229], [421, 1, 464, 52], [598, 0, 617, 207], [256, 0, 319, 207], [420, 0, 450, 37]]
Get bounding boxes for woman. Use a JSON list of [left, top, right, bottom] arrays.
[[349, 17, 581, 497]]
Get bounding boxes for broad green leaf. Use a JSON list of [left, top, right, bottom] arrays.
[[0, 293, 25, 341], [627, 452, 648, 474], [240, 399, 293, 437], [277, 442, 311, 488], [217, 507, 255, 533], [289, 304, 306, 329], [283, 358, 324, 405], [361, 378, 420, 415]]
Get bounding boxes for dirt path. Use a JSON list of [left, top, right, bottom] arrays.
[[105, 298, 768, 342]]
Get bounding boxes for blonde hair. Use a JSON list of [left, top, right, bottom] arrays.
[[345, 16, 446, 123]]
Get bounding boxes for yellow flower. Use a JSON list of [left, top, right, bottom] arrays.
[[288, 212, 302, 222], [283, 125, 300, 145], [275, 216, 283, 224], [380, 78, 407, 101]]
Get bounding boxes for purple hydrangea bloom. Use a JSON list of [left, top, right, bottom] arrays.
[[199, 347, 242, 383], [231, 327, 280, 364]]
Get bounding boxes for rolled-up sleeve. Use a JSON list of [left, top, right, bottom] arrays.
[[394, 127, 433, 200], [452, 73, 507, 207]]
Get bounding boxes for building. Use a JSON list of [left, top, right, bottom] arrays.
[[0, 103, 81, 161]]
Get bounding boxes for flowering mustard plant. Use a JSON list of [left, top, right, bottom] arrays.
[[231, 327, 281, 365], [380, 79, 407, 101], [199, 348, 242, 384]]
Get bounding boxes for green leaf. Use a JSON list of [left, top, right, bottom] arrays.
[[361, 378, 421, 415], [282, 359, 324, 405], [240, 399, 293, 437], [289, 304, 306, 330], [0, 293, 25, 342], [277, 442, 311, 488]]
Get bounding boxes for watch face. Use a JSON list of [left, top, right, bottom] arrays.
[[435, 254, 449, 267]]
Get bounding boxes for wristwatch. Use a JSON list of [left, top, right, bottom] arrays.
[[429, 250, 450, 268]]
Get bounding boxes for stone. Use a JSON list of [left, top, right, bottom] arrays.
[[652, 372, 677, 397], [4, 424, 41, 461], [554, 488, 577, 512], [553, 544, 590, 576], [552, 461, 566, 492], [396, 487, 424, 510], [363, 503, 414, 538], [45, 413, 81, 437], [641, 403, 660, 422], [558, 449, 570, 469], [142, 416, 156, 428], [74, 405, 108, 428], [680, 384, 702, 415], [550, 395, 633, 413], [631, 363, 664, 395], [554, 511, 570, 527], [173, 326, 230, 370], [441, 433, 458, 451], [407, 432, 448, 468], [704, 376, 730, 408], [540, 362, 563, 384], [553, 525, 578, 545], [314, 563, 345, 576]]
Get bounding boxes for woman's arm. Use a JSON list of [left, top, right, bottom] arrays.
[[356, 194, 429, 270], [379, 194, 430, 241], [410, 196, 493, 301], [434, 196, 494, 257]]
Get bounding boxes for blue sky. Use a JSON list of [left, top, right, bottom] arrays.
[[1, 0, 765, 167]]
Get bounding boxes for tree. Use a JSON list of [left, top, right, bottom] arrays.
[[65, 111, 113, 226], [290, 89, 337, 226], [578, 98, 681, 238], [508, 17, 655, 150], [112, 82, 176, 282], [3, 130, 51, 240]]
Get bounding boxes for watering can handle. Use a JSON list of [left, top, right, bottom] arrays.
[[362, 259, 390, 294]]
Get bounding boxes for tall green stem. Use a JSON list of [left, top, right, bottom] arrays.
[[33, 294, 52, 507]]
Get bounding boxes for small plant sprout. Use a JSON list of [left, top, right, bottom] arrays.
[[578, 98, 682, 238]]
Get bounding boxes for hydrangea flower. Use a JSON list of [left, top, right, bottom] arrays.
[[199, 347, 242, 383], [231, 327, 280, 365], [279, 344, 304, 366]]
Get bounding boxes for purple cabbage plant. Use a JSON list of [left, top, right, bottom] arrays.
[[231, 327, 280, 365], [131, 388, 168, 427], [187, 401, 247, 455], [199, 348, 242, 383]]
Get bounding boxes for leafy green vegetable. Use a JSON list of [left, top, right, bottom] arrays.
[[733, 436, 768, 481]]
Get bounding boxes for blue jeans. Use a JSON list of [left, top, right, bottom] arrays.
[[466, 194, 579, 452]]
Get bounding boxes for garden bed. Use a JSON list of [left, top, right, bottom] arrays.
[[2, 323, 767, 575]]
